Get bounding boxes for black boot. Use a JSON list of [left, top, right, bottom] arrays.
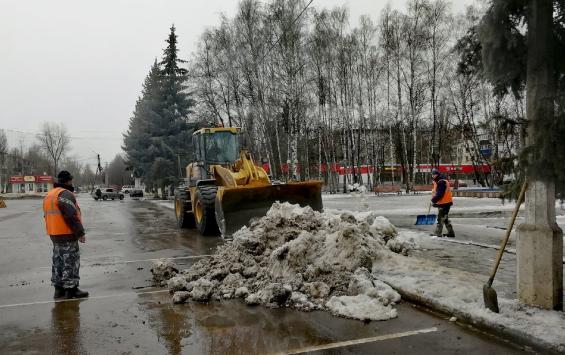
[[54, 286, 65, 299], [445, 224, 455, 238], [65, 287, 89, 299]]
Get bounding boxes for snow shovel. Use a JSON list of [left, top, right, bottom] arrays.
[[483, 181, 527, 313], [415, 203, 436, 225]]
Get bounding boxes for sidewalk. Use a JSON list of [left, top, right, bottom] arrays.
[[372, 252, 565, 354], [327, 194, 565, 353]]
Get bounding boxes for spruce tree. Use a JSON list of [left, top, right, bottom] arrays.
[[151, 25, 195, 194], [124, 26, 197, 197], [123, 60, 162, 182]]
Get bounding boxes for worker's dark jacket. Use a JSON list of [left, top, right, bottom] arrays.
[[50, 183, 85, 242], [431, 174, 453, 207]]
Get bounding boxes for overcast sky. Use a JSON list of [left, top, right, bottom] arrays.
[[0, 0, 474, 168]]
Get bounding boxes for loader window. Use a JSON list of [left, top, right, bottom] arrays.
[[204, 132, 239, 163]]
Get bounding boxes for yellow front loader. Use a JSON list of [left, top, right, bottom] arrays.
[[174, 127, 322, 236]]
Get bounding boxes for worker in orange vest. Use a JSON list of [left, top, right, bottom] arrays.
[[43, 171, 89, 299], [431, 168, 455, 238]]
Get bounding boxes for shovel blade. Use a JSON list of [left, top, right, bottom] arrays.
[[415, 215, 427, 225], [483, 284, 500, 313], [415, 214, 437, 225]]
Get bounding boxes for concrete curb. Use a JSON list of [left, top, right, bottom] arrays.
[[452, 190, 503, 198], [386, 283, 563, 354]]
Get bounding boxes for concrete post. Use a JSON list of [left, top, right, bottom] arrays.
[[517, 181, 563, 310]]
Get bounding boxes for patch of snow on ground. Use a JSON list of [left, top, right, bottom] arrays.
[[326, 294, 397, 320], [387, 229, 424, 254], [152, 202, 412, 321], [372, 252, 565, 353]]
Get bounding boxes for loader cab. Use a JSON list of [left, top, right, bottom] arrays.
[[193, 127, 241, 165]]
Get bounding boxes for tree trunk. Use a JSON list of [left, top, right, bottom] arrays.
[[517, 0, 563, 310]]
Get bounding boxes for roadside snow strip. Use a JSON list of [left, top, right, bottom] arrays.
[[373, 253, 565, 354], [152, 202, 417, 321]]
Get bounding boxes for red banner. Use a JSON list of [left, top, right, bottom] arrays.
[[262, 163, 491, 176], [36, 175, 53, 182], [9, 176, 53, 183]]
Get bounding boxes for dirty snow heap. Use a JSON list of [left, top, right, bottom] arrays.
[[153, 202, 416, 321]]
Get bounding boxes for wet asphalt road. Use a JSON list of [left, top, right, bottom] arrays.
[[0, 196, 531, 354]]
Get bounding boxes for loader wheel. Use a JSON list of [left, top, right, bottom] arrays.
[[174, 190, 195, 229], [194, 186, 219, 235]]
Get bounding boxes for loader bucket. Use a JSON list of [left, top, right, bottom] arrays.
[[215, 181, 323, 237]]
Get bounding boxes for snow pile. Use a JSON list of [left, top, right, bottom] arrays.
[[154, 202, 412, 321], [325, 268, 400, 320], [150, 259, 178, 286], [386, 229, 420, 255], [347, 183, 368, 194]]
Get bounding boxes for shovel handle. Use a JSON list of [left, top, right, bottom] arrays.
[[488, 181, 528, 283], [427, 203, 432, 215]]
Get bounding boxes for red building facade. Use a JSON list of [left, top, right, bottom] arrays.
[[9, 175, 54, 193]]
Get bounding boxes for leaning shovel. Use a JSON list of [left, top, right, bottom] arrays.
[[483, 181, 527, 313]]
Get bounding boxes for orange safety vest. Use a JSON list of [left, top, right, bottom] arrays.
[[432, 179, 453, 205], [43, 187, 82, 236]]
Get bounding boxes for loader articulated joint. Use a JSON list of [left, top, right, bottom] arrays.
[[196, 179, 216, 187]]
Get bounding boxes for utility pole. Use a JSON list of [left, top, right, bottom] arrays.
[[104, 162, 108, 186], [516, 0, 563, 311], [93, 154, 102, 189]]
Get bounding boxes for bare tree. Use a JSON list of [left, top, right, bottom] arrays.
[[184, 0, 524, 192], [0, 129, 7, 156], [0, 129, 8, 192], [36, 122, 71, 176]]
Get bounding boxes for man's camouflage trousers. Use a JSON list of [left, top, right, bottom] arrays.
[[51, 240, 80, 288]]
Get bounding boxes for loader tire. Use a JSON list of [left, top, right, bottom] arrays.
[[175, 189, 195, 229], [194, 185, 219, 235]]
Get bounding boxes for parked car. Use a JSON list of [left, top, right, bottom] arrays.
[[92, 188, 124, 201], [120, 185, 135, 194], [130, 189, 144, 198]]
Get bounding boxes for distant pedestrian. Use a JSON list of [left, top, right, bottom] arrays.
[[43, 170, 89, 299], [431, 168, 455, 238], [95, 187, 102, 201]]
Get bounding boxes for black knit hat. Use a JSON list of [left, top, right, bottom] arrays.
[[57, 170, 73, 184]]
